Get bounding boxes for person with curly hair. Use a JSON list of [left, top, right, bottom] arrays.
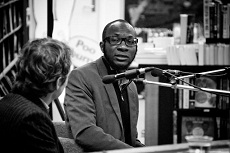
[[0, 38, 72, 153]]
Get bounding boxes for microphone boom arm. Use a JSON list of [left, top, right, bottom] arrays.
[[141, 79, 230, 96], [177, 67, 229, 79]]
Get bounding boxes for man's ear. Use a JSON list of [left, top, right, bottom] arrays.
[[99, 42, 104, 53], [55, 77, 62, 90]]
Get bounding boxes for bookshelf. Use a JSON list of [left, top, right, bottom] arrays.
[[0, 0, 29, 97], [134, 0, 230, 146], [203, 0, 230, 43], [142, 65, 230, 146]]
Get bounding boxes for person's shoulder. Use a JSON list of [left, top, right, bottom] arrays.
[[71, 60, 98, 74], [0, 93, 24, 103], [0, 93, 47, 121]]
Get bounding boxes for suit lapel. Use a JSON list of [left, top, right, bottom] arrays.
[[127, 83, 138, 144], [104, 84, 123, 125], [96, 57, 123, 128]]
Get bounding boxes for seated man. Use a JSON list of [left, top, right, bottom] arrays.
[[0, 38, 72, 153], [64, 19, 145, 152]]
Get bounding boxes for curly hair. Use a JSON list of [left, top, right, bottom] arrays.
[[12, 38, 72, 97]]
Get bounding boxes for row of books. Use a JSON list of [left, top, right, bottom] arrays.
[[174, 75, 229, 110], [203, 0, 230, 39], [166, 43, 230, 65]]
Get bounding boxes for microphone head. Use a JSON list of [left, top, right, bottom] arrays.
[[102, 75, 116, 84], [151, 68, 163, 77]]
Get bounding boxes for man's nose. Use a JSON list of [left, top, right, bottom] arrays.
[[117, 41, 128, 51], [119, 39, 128, 47]]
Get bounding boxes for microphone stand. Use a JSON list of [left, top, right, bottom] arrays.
[[146, 67, 230, 96], [138, 79, 230, 97], [177, 67, 229, 80]]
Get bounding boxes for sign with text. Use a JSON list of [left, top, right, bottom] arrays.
[[69, 36, 102, 67], [181, 116, 215, 143]]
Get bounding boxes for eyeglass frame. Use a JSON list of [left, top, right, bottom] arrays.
[[103, 36, 138, 47]]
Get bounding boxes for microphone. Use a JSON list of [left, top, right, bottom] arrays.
[[102, 67, 154, 84], [151, 68, 182, 85], [151, 69, 182, 77]]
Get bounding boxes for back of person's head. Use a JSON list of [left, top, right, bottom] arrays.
[[12, 37, 72, 97]]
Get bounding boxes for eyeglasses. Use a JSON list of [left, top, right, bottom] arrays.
[[103, 36, 138, 47]]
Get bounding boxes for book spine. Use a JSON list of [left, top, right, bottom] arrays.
[[227, 4, 230, 39], [173, 110, 177, 144], [213, 0, 223, 39], [198, 44, 204, 66], [222, 5, 229, 39], [221, 76, 229, 110], [204, 44, 210, 65], [186, 14, 195, 44], [180, 14, 188, 44], [214, 44, 218, 65], [217, 44, 224, 65], [183, 78, 190, 109], [217, 77, 223, 109], [203, 0, 211, 38], [178, 80, 183, 109], [209, 2, 215, 39], [216, 117, 220, 139], [209, 44, 215, 65], [189, 77, 196, 109], [173, 88, 179, 109]]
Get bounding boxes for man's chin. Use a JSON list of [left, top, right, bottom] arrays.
[[114, 64, 130, 71]]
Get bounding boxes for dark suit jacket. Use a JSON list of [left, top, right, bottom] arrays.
[[64, 57, 144, 152], [0, 92, 64, 153]]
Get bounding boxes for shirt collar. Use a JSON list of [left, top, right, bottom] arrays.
[[39, 98, 50, 110], [102, 56, 129, 87]]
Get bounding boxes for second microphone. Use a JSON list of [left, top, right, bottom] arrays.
[[102, 67, 155, 84]]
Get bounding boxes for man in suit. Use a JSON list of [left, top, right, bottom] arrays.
[[0, 38, 72, 153], [64, 19, 145, 152]]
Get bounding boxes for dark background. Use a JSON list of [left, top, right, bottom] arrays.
[[125, 0, 203, 29]]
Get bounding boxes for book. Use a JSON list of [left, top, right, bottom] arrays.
[[178, 80, 183, 109], [213, 0, 223, 39], [180, 14, 195, 44], [223, 44, 230, 65], [209, 44, 215, 65], [178, 45, 186, 65], [169, 45, 181, 65], [189, 77, 196, 109], [198, 44, 205, 66], [184, 44, 198, 65], [203, 0, 212, 38], [173, 110, 178, 144], [217, 43, 224, 65], [183, 78, 190, 109], [222, 5, 230, 39], [181, 116, 215, 143], [214, 44, 218, 65], [209, 2, 216, 38], [204, 44, 210, 65], [219, 76, 230, 110]]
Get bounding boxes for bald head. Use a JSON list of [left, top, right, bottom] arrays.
[[102, 19, 136, 40]]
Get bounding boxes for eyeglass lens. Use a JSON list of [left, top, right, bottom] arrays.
[[106, 37, 138, 46]]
